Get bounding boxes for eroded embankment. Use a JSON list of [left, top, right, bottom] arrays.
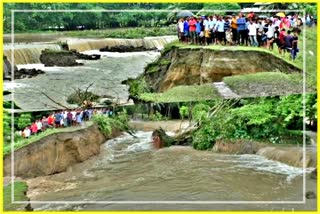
[[213, 140, 316, 168], [3, 124, 121, 178], [141, 47, 301, 93]]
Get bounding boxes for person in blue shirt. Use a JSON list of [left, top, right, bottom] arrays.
[[214, 16, 225, 45], [196, 17, 202, 44], [183, 17, 190, 43], [236, 13, 247, 45]]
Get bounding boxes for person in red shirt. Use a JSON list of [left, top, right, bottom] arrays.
[[188, 16, 197, 44], [47, 114, 54, 127], [278, 28, 286, 55], [31, 122, 38, 135]]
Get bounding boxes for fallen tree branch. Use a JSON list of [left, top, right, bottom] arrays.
[[41, 91, 71, 110]]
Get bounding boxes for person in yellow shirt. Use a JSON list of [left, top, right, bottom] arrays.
[[231, 14, 238, 45]]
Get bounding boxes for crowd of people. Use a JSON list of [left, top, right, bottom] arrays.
[[176, 12, 313, 60], [17, 108, 113, 138]]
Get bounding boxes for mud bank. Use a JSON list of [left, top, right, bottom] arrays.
[[3, 124, 121, 178], [139, 46, 301, 92], [213, 140, 316, 168]]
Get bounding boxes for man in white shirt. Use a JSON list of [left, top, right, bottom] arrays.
[[203, 16, 211, 45], [36, 120, 43, 132], [209, 15, 217, 44], [178, 18, 184, 42], [214, 16, 225, 45], [23, 127, 31, 138], [266, 20, 275, 49], [247, 19, 258, 46], [274, 17, 281, 28]]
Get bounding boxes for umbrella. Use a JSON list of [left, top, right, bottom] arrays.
[[176, 10, 194, 18], [276, 12, 286, 17]]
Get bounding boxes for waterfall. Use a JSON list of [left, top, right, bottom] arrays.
[[3, 36, 177, 65], [67, 36, 177, 52], [3, 58, 11, 79], [3, 44, 62, 65]]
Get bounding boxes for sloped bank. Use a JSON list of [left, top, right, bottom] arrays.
[[137, 45, 301, 92], [3, 124, 121, 178], [152, 127, 316, 168], [213, 140, 316, 168], [124, 45, 302, 102]]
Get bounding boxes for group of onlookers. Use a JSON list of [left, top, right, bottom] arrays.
[[177, 12, 313, 60], [17, 108, 113, 138]]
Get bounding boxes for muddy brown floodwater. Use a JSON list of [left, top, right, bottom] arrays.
[[26, 132, 316, 211]]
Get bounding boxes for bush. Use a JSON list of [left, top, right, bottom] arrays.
[[127, 77, 150, 101], [149, 111, 166, 121], [179, 105, 189, 119], [92, 115, 113, 136], [17, 113, 32, 130], [92, 110, 130, 136]]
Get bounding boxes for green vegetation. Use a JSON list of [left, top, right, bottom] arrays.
[[5, 3, 316, 33], [149, 111, 168, 121], [92, 110, 132, 137], [3, 101, 21, 109], [3, 121, 94, 156], [17, 113, 32, 130], [126, 77, 150, 102], [223, 72, 305, 98], [3, 111, 12, 144], [3, 181, 28, 211], [140, 84, 221, 103], [271, 27, 317, 91], [4, 3, 241, 33], [145, 57, 171, 74], [190, 94, 316, 150]]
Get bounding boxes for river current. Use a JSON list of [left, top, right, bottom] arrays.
[[4, 51, 159, 111], [26, 131, 316, 211]]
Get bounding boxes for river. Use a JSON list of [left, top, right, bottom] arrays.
[[4, 51, 160, 111], [26, 131, 316, 211], [3, 36, 177, 111]]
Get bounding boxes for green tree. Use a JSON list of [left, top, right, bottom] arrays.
[[3, 111, 13, 143], [17, 113, 32, 130]]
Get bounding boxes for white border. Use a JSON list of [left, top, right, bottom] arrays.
[[9, 8, 307, 206]]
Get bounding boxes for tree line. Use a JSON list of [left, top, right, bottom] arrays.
[[3, 3, 317, 33]]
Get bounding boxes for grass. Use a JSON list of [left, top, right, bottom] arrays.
[[3, 181, 28, 211], [140, 84, 221, 103], [223, 72, 305, 98], [145, 58, 171, 74], [3, 121, 94, 156], [270, 27, 317, 91]]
